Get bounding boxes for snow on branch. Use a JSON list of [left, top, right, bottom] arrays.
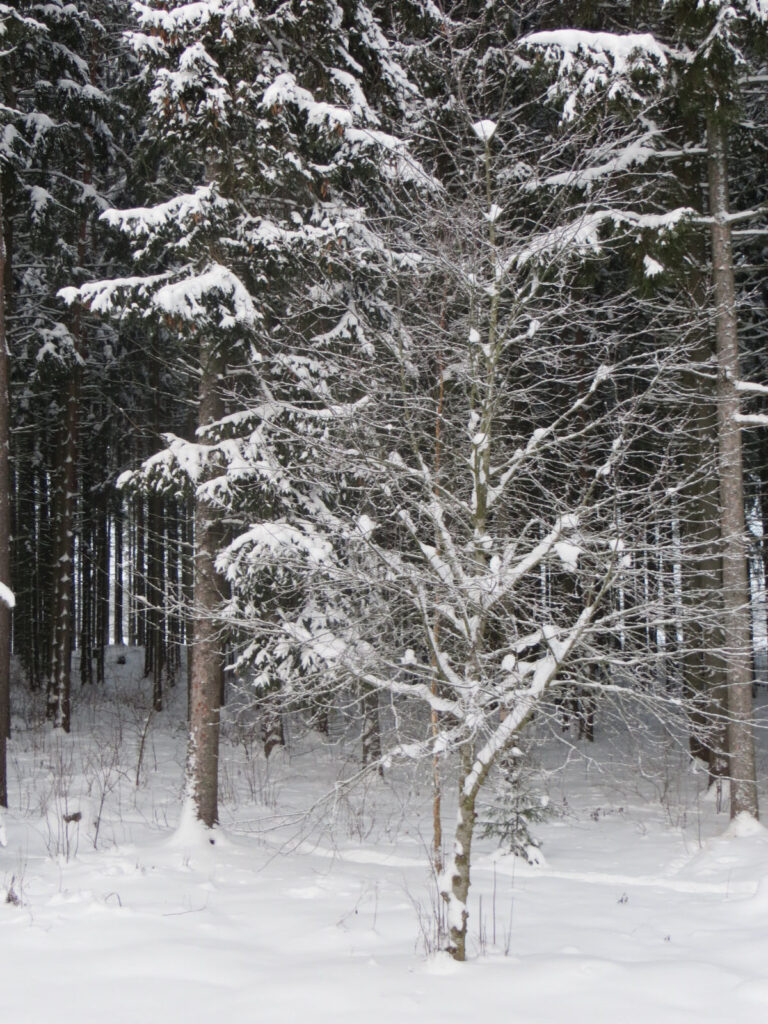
[[539, 133, 705, 190], [509, 207, 693, 268], [58, 272, 172, 315], [60, 264, 260, 329], [101, 186, 226, 239], [154, 265, 259, 326], [131, 1, 261, 38], [522, 29, 669, 119], [736, 380, 768, 396], [263, 71, 435, 188], [219, 521, 334, 572], [359, 670, 461, 717], [461, 601, 597, 798], [488, 365, 612, 509], [0, 582, 14, 609], [264, 71, 353, 130]]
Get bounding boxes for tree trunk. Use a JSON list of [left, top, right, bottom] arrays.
[[132, 495, 146, 648], [680, 344, 728, 785], [185, 336, 225, 827], [0, 182, 11, 805], [147, 491, 165, 710], [94, 479, 109, 685], [444, 743, 483, 962], [79, 498, 93, 687], [262, 704, 285, 759], [360, 682, 382, 772], [708, 115, 758, 819], [165, 496, 181, 685], [181, 496, 194, 708], [113, 495, 124, 646], [48, 361, 80, 731]]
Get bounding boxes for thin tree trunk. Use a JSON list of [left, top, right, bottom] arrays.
[[95, 480, 109, 685], [79, 499, 93, 687], [680, 343, 728, 785], [360, 682, 382, 772], [113, 495, 124, 646], [185, 336, 225, 827], [444, 742, 484, 962], [48, 362, 79, 731], [147, 491, 165, 709], [181, 497, 194, 709], [165, 496, 181, 685], [708, 115, 758, 819], [262, 703, 285, 759], [0, 182, 11, 805]]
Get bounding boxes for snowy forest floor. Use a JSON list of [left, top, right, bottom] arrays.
[[3, 649, 768, 1022]]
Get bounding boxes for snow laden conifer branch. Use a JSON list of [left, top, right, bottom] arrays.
[[521, 30, 670, 121]]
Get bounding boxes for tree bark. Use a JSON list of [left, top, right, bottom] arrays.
[[707, 115, 758, 819], [680, 343, 728, 784], [185, 336, 225, 827], [48, 359, 80, 731], [444, 742, 485, 962], [0, 181, 11, 805]]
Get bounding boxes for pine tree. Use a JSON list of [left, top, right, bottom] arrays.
[[66, 0, 431, 827], [523, 0, 768, 819], [4, 1, 131, 730]]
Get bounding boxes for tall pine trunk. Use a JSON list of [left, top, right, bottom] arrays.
[[0, 182, 11, 805], [185, 336, 224, 827], [680, 338, 728, 786], [113, 495, 124, 647], [48, 358, 79, 730], [708, 115, 758, 819]]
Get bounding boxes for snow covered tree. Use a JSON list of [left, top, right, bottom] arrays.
[[2, 0, 131, 731], [522, 0, 768, 820], [215, 21, 700, 955], [0, 1, 33, 801], [64, 0, 432, 828]]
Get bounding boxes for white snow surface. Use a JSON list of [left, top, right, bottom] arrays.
[[3, 647, 768, 1022]]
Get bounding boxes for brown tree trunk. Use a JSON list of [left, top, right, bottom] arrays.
[[48, 356, 80, 731], [680, 346, 728, 785], [147, 491, 165, 710], [113, 496, 124, 646], [79, 494, 93, 687], [95, 479, 109, 685], [708, 115, 758, 819], [165, 496, 181, 685], [185, 336, 225, 827], [181, 497, 194, 709], [0, 182, 12, 805]]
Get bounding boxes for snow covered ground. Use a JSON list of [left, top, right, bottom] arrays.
[[3, 648, 768, 1023]]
